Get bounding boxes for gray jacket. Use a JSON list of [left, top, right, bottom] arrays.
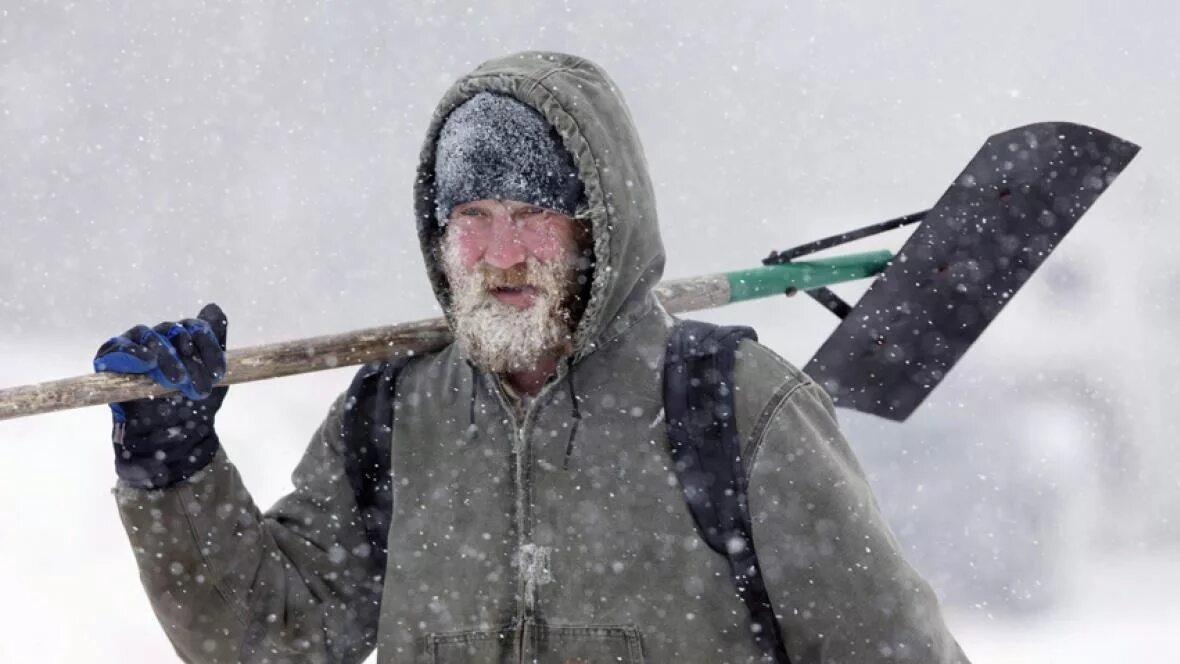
[[116, 51, 968, 663]]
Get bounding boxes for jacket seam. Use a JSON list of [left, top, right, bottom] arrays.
[[527, 65, 575, 93], [744, 378, 810, 479], [172, 481, 253, 629]]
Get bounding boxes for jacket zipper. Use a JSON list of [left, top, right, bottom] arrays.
[[514, 422, 529, 664], [488, 364, 569, 664]]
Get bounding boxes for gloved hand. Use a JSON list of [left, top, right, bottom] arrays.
[[93, 303, 229, 489]]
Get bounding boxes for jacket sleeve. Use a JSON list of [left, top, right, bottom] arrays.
[[113, 389, 384, 664], [742, 367, 969, 663]]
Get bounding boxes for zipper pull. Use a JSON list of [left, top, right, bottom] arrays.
[[517, 543, 553, 615]]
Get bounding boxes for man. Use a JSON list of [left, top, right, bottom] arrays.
[[100, 51, 968, 663]]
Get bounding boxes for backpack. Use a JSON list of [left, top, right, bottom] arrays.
[[663, 320, 788, 663], [339, 319, 788, 663]]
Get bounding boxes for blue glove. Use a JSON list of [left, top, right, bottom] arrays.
[[94, 303, 229, 489]]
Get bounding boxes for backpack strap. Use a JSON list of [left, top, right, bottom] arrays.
[[664, 319, 790, 664], [339, 357, 411, 574]]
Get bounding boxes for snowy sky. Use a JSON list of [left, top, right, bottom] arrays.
[[1, 2, 1178, 661]]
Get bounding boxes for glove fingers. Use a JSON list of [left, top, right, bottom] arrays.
[[159, 323, 213, 400], [181, 318, 227, 381], [184, 359, 212, 399], [196, 303, 228, 350], [96, 308, 229, 432], [160, 321, 195, 357], [93, 332, 157, 374], [139, 324, 189, 388]]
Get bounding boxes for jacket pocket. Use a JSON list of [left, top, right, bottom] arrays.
[[419, 623, 645, 664], [528, 623, 646, 664], [419, 627, 516, 664]]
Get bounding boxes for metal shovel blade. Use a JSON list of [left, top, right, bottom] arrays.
[[805, 122, 1139, 421]]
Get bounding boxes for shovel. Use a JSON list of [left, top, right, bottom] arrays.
[[0, 122, 1138, 423]]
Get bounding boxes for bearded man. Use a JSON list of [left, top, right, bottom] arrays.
[[101, 52, 968, 663]]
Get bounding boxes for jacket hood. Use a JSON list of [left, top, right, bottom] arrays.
[[414, 51, 665, 362]]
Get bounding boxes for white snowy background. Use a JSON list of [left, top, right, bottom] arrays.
[[2, 2, 1178, 662]]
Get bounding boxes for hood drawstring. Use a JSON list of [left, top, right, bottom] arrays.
[[562, 357, 581, 470], [466, 360, 479, 441]]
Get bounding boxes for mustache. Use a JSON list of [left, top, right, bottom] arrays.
[[478, 263, 532, 290], [468, 262, 566, 298]]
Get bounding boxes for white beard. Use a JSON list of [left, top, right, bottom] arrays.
[[441, 238, 577, 374]]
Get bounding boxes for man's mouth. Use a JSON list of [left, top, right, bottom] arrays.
[[489, 285, 539, 309]]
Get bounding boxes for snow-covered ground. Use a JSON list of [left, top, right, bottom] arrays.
[[1, 350, 1176, 663]]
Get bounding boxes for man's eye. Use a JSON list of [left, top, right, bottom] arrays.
[[460, 207, 485, 216]]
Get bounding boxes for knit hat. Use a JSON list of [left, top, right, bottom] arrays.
[[434, 92, 584, 224]]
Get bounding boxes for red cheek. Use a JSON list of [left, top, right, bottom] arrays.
[[521, 226, 574, 263], [450, 231, 488, 268], [526, 238, 561, 262]]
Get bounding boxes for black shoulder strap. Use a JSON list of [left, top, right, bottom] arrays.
[[664, 319, 790, 664], [339, 357, 411, 574]]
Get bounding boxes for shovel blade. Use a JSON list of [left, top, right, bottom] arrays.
[[805, 122, 1139, 421]]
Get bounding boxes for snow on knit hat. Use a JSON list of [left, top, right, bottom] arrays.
[[434, 92, 584, 225]]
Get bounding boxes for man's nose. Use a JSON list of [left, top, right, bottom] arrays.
[[483, 216, 528, 269]]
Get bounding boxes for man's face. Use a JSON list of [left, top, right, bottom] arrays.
[[441, 199, 589, 373]]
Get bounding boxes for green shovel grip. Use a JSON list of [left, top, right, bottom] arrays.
[[725, 250, 893, 304]]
